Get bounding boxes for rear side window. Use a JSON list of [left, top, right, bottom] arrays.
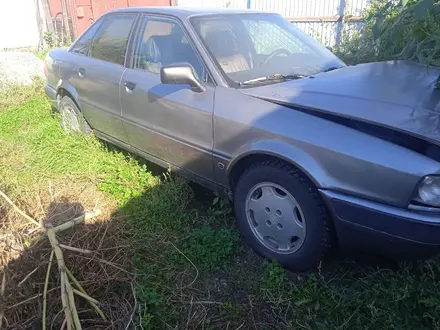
[[70, 20, 102, 56], [90, 14, 137, 65]]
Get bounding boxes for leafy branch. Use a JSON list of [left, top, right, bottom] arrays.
[[372, 0, 440, 63], [367, 0, 440, 87]]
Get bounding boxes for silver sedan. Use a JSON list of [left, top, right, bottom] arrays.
[[45, 7, 440, 271]]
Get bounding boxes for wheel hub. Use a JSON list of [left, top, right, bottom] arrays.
[[245, 182, 306, 254], [61, 105, 80, 132]]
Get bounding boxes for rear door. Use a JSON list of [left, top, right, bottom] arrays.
[[70, 13, 137, 143], [120, 15, 216, 182]]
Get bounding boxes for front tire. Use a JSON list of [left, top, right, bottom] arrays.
[[233, 160, 332, 271], [59, 96, 91, 135]]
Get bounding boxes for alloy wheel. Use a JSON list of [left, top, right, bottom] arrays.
[[245, 182, 306, 254]]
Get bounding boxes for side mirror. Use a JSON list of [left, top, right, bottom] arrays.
[[160, 63, 205, 93]]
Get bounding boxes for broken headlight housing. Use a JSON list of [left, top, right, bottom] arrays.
[[415, 176, 440, 208]]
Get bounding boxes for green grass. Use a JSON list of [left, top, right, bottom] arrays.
[[0, 82, 159, 200], [33, 48, 50, 61], [2, 81, 440, 329]]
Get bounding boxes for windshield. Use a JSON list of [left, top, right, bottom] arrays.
[[190, 13, 345, 86]]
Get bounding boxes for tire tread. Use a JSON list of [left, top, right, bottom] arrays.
[[234, 159, 333, 271]]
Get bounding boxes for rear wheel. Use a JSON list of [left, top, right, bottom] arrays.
[[59, 96, 91, 135], [233, 160, 333, 271]]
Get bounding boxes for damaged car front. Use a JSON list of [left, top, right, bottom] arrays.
[[192, 12, 440, 257], [238, 60, 440, 255]]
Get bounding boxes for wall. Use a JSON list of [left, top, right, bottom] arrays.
[[0, 0, 41, 49], [48, 0, 171, 38], [0, 0, 170, 49]]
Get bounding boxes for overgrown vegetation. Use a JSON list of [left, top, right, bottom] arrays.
[[34, 48, 50, 61], [33, 30, 70, 62], [336, 0, 440, 75]]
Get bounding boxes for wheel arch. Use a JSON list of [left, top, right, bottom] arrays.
[[56, 82, 82, 111], [226, 140, 329, 191]]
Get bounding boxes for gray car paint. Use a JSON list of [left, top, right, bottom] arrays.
[[240, 61, 440, 144], [45, 7, 440, 213], [213, 86, 440, 208], [120, 68, 216, 181], [71, 55, 129, 142]]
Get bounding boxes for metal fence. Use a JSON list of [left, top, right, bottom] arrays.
[[177, 0, 369, 46]]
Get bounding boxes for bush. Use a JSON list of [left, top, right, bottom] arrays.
[[336, 0, 440, 71]]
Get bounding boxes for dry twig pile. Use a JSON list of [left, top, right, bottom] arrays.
[[0, 184, 135, 329]]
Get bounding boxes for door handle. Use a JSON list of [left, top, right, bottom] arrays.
[[78, 68, 85, 78], [123, 81, 136, 94], [123, 81, 136, 91]]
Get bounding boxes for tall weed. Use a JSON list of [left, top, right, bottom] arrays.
[[337, 0, 440, 77]]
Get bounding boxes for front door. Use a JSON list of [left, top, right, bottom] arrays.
[[70, 13, 137, 143], [120, 15, 215, 182]]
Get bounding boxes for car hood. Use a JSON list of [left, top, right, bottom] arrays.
[[239, 61, 440, 144]]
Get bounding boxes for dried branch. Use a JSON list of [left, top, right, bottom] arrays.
[[72, 289, 99, 305], [6, 287, 59, 310], [60, 273, 72, 330], [53, 210, 102, 233], [0, 267, 6, 329], [42, 250, 54, 330], [169, 242, 199, 288], [66, 269, 106, 321], [0, 190, 40, 226], [18, 266, 40, 287], [1, 187, 107, 328], [65, 273, 82, 330], [58, 244, 92, 254], [60, 317, 67, 330], [47, 228, 80, 330], [46, 210, 101, 330]]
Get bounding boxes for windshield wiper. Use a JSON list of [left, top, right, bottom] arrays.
[[322, 66, 344, 73], [239, 73, 306, 86]]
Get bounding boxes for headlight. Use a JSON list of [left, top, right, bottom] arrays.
[[416, 176, 440, 207]]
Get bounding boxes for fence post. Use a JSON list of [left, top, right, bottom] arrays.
[[335, 0, 346, 46], [246, 0, 251, 9]]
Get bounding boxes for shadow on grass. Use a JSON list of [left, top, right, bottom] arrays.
[[98, 145, 440, 329], [4, 148, 440, 329], [3, 93, 440, 329]]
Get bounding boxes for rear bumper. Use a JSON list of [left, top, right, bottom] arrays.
[[320, 190, 440, 255], [44, 84, 58, 110]]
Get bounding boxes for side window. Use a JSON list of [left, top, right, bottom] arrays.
[[243, 20, 307, 55], [90, 14, 136, 65], [69, 20, 102, 56], [133, 17, 205, 80]]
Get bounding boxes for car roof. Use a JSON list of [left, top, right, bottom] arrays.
[[107, 6, 271, 19]]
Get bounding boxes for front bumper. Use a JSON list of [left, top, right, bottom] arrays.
[[320, 190, 440, 256], [44, 84, 58, 110]]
